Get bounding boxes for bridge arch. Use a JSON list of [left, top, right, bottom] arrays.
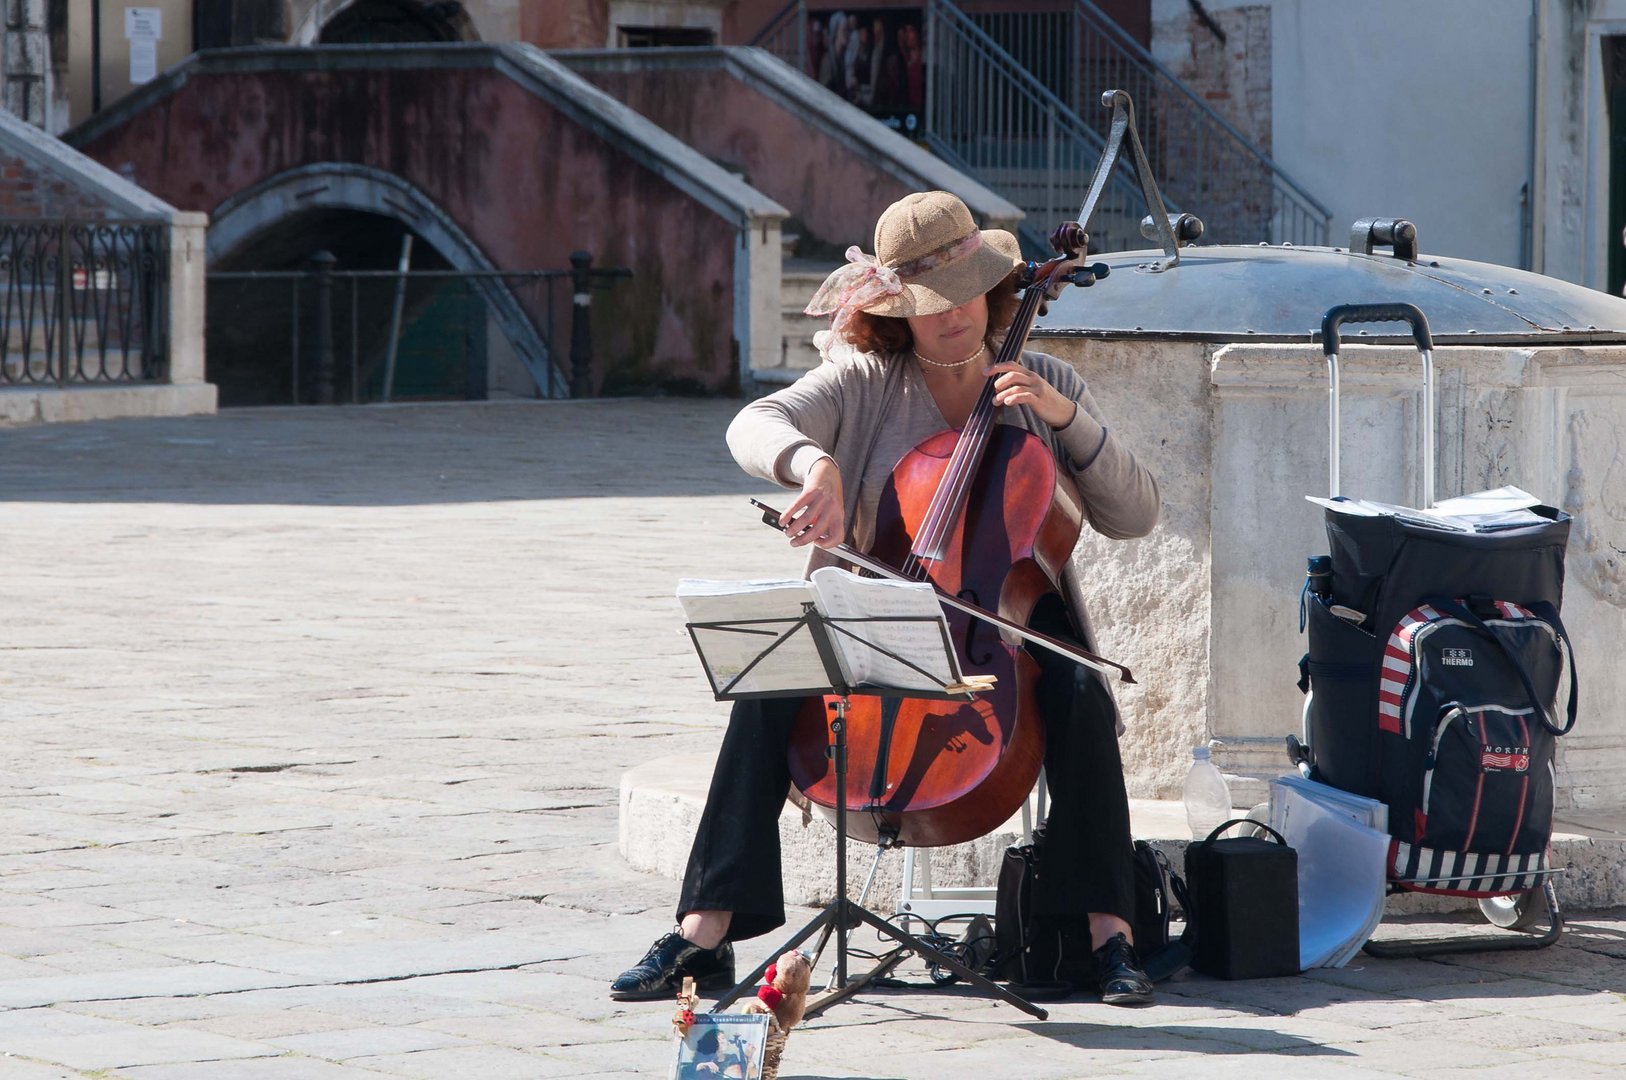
[[292, 0, 480, 46], [210, 163, 561, 397]]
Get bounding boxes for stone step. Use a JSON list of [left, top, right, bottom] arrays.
[[783, 259, 840, 289], [754, 264, 841, 386], [621, 753, 1626, 919]]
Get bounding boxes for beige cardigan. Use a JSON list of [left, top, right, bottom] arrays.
[[726, 347, 1159, 710]]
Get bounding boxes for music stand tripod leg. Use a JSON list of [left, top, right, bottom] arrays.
[[811, 838, 892, 994], [712, 698, 858, 1013], [711, 696, 1048, 1022], [711, 903, 841, 1012], [827, 696, 1046, 1020], [836, 901, 1047, 1020]]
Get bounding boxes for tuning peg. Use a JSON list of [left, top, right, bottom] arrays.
[[1049, 221, 1088, 257], [1066, 262, 1112, 287]]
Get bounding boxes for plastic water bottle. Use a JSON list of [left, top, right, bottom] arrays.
[[1300, 554, 1333, 632], [1183, 744, 1233, 841]]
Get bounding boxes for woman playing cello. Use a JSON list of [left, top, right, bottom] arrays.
[[610, 191, 1160, 1006]]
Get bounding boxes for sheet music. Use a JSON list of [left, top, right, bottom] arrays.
[[808, 567, 961, 692], [676, 578, 832, 695], [1305, 485, 1548, 533]]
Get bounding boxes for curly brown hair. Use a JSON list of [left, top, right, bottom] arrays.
[[841, 271, 1022, 357]]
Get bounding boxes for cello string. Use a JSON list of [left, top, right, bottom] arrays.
[[911, 323, 1015, 556], [911, 283, 1044, 560], [915, 282, 1042, 554]]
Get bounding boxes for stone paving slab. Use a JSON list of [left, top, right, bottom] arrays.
[[2, 401, 1624, 1079], [115, 1061, 388, 1080]]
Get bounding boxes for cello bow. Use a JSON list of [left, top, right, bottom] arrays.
[[749, 498, 1135, 685]]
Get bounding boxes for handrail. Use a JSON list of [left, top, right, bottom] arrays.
[[934, 1, 1085, 130], [746, 0, 1331, 248], [747, 0, 803, 59], [0, 220, 169, 388], [925, 0, 1160, 253], [1070, 0, 1330, 222]]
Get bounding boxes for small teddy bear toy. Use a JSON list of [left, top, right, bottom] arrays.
[[741, 950, 813, 1077]]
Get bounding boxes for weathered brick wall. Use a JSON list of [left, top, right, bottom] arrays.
[[1155, 3, 1271, 150], [0, 150, 126, 218], [1150, 3, 1276, 243], [75, 62, 746, 395], [3, 0, 47, 127]]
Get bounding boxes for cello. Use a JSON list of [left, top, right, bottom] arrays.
[[784, 222, 1116, 848]]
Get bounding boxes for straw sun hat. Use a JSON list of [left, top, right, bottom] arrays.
[[804, 191, 1023, 335]]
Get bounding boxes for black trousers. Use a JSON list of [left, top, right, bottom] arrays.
[[677, 598, 1136, 943]]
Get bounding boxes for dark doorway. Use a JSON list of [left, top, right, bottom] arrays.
[[1607, 36, 1626, 297], [618, 26, 716, 47], [194, 0, 287, 48], [319, 0, 470, 44]]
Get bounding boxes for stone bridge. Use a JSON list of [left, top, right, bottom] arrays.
[[66, 44, 787, 399]]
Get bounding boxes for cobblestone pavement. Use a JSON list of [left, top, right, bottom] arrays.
[[1, 400, 1623, 1079]]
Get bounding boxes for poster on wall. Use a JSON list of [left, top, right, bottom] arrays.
[[802, 8, 926, 137]]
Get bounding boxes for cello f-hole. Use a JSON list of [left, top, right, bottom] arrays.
[[959, 588, 994, 666]]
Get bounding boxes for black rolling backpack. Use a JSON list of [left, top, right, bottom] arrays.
[[1296, 305, 1578, 903]]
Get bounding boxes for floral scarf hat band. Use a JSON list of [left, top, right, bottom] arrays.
[[803, 231, 985, 336]]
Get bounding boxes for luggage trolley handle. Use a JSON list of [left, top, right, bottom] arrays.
[[1320, 303, 1436, 507]]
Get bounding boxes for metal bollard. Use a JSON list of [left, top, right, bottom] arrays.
[[569, 250, 593, 397], [311, 250, 337, 405]]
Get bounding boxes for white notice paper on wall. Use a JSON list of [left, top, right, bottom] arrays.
[[126, 7, 161, 85], [129, 40, 157, 84], [125, 8, 162, 39]]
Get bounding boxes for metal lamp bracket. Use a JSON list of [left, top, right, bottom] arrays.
[[1073, 90, 1188, 273]]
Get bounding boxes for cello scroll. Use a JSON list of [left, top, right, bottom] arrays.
[[1028, 222, 1110, 315]]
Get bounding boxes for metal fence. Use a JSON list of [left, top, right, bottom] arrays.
[[205, 258, 628, 407], [754, 0, 1331, 249], [926, 0, 1153, 255], [753, 0, 804, 70], [966, 1, 1329, 247], [0, 220, 169, 387], [1060, 1, 1326, 245]]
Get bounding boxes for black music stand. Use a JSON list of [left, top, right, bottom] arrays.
[[685, 600, 1047, 1021]]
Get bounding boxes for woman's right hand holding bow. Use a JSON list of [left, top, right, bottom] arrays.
[[780, 457, 844, 550]]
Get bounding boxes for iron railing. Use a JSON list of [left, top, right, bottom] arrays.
[[926, 0, 1153, 254], [752, 1, 1166, 252], [0, 220, 169, 387], [753, 0, 1331, 248], [204, 266, 594, 408], [956, 1, 1329, 245], [751, 0, 805, 70]]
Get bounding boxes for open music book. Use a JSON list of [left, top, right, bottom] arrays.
[[678, 567, 975, 697], [1305, 485, 1550, 533]]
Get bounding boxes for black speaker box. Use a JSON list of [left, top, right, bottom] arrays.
[[1184, 825, 1300, 980]]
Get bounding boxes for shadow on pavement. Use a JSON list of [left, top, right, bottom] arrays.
[[1024, 1021, 1355, 1055], [0, 399, 773, 506]]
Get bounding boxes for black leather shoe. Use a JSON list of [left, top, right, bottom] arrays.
[[1094, 932, 1154, 1007], [610, 932, 735, 1001]]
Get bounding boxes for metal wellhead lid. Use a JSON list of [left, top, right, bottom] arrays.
[[1032, 228, 1626, 346]]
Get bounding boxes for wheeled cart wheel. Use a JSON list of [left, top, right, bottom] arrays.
[[1479, 889, 1544, 930]]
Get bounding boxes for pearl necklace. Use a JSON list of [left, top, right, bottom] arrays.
[[912, 341, 988, 369]]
